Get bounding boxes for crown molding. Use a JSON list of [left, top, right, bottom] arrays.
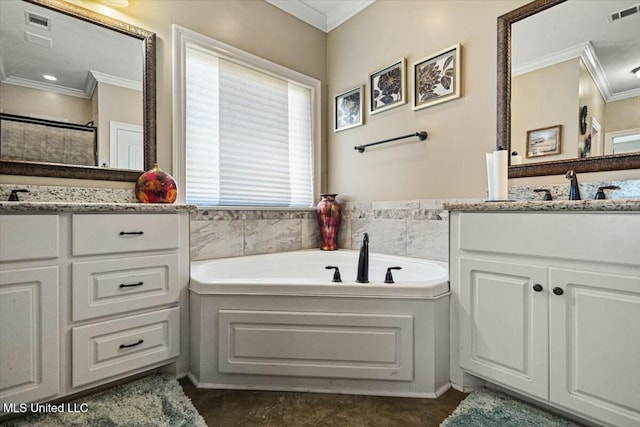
[[325, 0, 375, 31], [86, 70, 142, 96], [266, 0, 374, 32], [1, 75, 88, 98], [513, 41, 638, 103]]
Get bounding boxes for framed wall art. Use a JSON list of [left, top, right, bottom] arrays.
[[413, 44, 461, 110], [369, 58, 406, 115], [526, 124, 562, 158], [334, 86, 363, 132]]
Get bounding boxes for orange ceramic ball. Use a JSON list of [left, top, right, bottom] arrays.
[[135, 163, 178, 204]]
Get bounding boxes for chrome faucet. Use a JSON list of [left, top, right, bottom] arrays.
[[565, 170, 581, 200], [356, 233, 369, 283]]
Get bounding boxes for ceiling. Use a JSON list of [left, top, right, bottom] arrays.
[[266, 0, 375, 32]]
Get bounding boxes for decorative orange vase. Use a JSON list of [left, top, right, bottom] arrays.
[[316, 194, 341, 250], [135, 163, 178, 204]]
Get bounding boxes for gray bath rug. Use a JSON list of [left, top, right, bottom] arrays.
[[441, 388, 580, 427], [1, 374, 206, 427]]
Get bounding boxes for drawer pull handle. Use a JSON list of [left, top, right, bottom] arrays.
[[119, 281, 144, 288], [553, 287, 564, 296], [119, 339, 144, 349], [533, 284, 543, 292], [119, 231, 144, 236]]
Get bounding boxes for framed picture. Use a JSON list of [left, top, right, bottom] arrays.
[[334, 86, 363, 132], [369, 58, 406, 115], [526, 125, 562, 158], [413, 44, 461, 110]]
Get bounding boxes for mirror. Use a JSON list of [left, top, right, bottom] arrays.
[[0, 0, 155, 181], [497, 0, 640, 178]]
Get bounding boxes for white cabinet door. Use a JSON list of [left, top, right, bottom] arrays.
[[0, 267, 59, 404], [460, 258, 548, 399], [550, 268, 640, 427]]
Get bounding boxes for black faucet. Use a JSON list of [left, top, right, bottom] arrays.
[[594, 185, 620, 200], [565, 170, 581, 200], [356, 233, 369, 283], [8, 189, 29, 201]]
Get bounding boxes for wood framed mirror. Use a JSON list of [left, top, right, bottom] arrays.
[[0, 0, 156, 181], [497, 0, 640, 178]]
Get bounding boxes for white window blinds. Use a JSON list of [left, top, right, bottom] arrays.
[[185, 45, 313, 207]]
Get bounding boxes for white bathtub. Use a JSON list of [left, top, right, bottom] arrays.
[[189, 250, 451, 398]]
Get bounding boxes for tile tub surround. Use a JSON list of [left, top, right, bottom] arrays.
[[190, 208, 320, 261], [338, 199, 482, 263], [189, 199, 481, 263]]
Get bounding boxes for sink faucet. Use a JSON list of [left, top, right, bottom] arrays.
[[565, 170, 581, 200], [356, 233, 369, 283]]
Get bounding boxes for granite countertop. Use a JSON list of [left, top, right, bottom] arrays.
[[444, 199, 640, 212], [0, 202, 197, 213]]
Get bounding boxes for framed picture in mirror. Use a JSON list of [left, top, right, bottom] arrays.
[[526, 125, 562, 158]]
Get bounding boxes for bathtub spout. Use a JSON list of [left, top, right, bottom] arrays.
[[356, 233, 369, 283]]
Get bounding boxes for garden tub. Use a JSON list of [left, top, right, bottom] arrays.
[[189, 249, 451, 398]]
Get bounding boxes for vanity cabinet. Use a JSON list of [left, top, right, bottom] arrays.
[[0, 215, 60, 405], [0, 209, 189, 409], [451, 211, 640, 427]]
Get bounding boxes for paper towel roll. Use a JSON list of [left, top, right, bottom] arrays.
[[493, 150, 508, 200], [486, 150, 508, 201], [486, 153, 495, 200]]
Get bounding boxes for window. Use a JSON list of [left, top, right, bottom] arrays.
[[173, 26, 320, 207]]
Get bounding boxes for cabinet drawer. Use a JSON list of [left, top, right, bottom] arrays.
[[72, 307, 179, 387], [0, 215, 58, 262], [458, 212, 640, 266], [72, 254, 180, 321], [72, 214, 179, 256]]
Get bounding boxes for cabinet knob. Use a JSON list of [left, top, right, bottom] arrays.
[[552, 287, 564, 296], [533, 284, 543, 292]]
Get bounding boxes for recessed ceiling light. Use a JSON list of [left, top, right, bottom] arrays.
[[43, 74, 57, 81], [633, 66, 640, 79]]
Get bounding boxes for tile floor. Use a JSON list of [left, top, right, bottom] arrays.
[[180, 378, 467, 427]]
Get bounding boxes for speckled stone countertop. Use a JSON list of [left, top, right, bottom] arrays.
[[444, 199, 640, 212], [0, 202, 197, 213]]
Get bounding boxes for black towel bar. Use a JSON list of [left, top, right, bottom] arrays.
[[354, 131, 427, 153]]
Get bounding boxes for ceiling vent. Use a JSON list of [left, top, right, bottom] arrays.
[[608, 4, 640, 22], [25, 10, 51, 31], [24, 31, 53, 49]]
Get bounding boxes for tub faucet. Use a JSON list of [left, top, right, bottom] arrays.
[[356, 233, 369, 283], [565, 170, 581, 200]]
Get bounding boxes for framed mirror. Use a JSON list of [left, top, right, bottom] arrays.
[[0, 0, 156, 181], [497, 0, 640, 178]]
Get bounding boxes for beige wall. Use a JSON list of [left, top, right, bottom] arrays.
[[95, 83, 143, 166], [605, 96, 640, 134], [512, 59, 578, 163], [0, 83, 92, 124], [327, 0, 526, 200]]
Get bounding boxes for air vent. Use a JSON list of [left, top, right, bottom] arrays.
[[608, 4, 640, 22], [25, 31, 53, 49], [25, 10, 51, 31]]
